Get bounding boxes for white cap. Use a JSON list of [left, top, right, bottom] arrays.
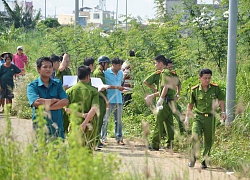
[[17, 46, 23, 50]]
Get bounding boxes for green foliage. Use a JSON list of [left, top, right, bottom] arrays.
[[37, 18, 61, 29], [0, 0, 250, 177], [1, 0, 41, 30], [0, 107, 122, 180]]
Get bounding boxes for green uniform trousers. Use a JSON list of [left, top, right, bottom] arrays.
[[191, 114, 215, 161], [152, 102, 174, 149], [96, 96, 106, 143]]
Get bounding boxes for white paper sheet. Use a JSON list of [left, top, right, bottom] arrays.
[[91, 77, 110, 92], [63, 75, 78, 87]]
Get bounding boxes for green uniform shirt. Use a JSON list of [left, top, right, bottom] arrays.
[[66, 81, 99, 116], [144, 71, 161, 90], [159, 69, 178, 99], [56, 68, 72, 83], [92, 67, 107, 96], [189, 83, 225, 114]]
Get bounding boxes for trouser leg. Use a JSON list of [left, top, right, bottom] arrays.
[[202, 116, 215, 160]]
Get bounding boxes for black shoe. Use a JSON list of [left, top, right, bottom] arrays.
[[98, 143, 104, 148], [148, 146, 159, 151], [188, 157, 196, 167], [201, 161, 208, 169], [188, 161, 195, 167]]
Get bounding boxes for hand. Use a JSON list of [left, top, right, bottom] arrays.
[[221, 113, 226, 121], [184, 116, 189, 128], [156, 97, 164, 107], [63, 85, 69, 90], [100, 87, 106, 91], [80, 122, 87, 132], [117, 86, 125, 91], [144, 94, 154, 106], [82, 113, 88, 119]]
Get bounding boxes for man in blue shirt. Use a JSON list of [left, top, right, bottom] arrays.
[[101, 57, 125, 145], [27, 57, 68, 140]]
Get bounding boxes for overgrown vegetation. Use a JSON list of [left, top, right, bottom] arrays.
[[0, 0, 250, 178]]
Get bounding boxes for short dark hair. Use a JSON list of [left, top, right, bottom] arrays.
[[155, 55, 167, 65], [129, 50, 135, 57], [59, 53, 70, 61], [83, 57, 95, 66], [166, 59, 173, 66], [78, 65, 91, 80], [5, 54, 12, 61], [50, 54, 60, 62], [199, 68, 212, 77], [111, 57, 123, 65], [36, 57, 53, 68]]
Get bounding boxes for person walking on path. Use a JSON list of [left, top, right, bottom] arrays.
[[101, 57, 125, 145], [185, 68, 226, 169], [145, 55, 179, 150], [27, 57, 68, 140], [12, 46, 28, 75], [0, 54, 21, 112]]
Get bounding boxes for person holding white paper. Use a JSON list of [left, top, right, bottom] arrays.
[[101, 57, 125, 145]]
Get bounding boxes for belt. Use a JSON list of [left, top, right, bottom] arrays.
[[197, 113, 212, 117]]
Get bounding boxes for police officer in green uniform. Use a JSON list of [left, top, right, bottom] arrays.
[[56, 53, 72, 89], [144, 59, 185, 136], [146, 55, 178, 150], [65, 65, 99, 150], [166, 60, 185, 135], [92, 56, 110, 147], [185, 68, 226, 168]]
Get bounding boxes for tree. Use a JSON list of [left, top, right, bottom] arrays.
[[1, 0, 41, 29]]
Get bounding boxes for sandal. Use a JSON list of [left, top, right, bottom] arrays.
[[117, 140, 125, 145]]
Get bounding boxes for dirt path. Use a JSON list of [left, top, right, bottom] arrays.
[[0, 114, 243, 180]]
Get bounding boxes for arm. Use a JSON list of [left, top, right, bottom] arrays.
[[49, 98, 69, 110], [80, 105, 99, 131], [219, 100, 226, 120], [144, 80, 157, 93], [58, 53, 69, 72], [186, 103, 194, 117]]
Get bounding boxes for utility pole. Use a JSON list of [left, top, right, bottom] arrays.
[[226, 0, 238, 123], [116, 0, 118, 29], [45, 0, 46, 19], [75, 0, 79, 27], [125, 0, 128, 30]]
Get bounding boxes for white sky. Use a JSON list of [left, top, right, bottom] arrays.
[[0, 0, 213, 19]]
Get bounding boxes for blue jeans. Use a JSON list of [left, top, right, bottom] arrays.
[[101, 103, 123, 142]]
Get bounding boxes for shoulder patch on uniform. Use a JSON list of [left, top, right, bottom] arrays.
[[155, 70, 162, 74], [191, 84, 199, 90], [210, 83, 218, 86]]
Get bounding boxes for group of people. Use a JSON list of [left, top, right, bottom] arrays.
[[0, 46, 227, 169], [144, 55, 226, 169], [0, 46, 28, 112], [26, 53, 131, 150]]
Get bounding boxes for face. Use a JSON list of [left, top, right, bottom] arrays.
[[65, 58, 70, 68], [155, 61, 164, 70], [5, 58, 11, 64], [53, 61, 60, 70], [38, 61, 53, 77], [199, 74, 212, 86], [89, 64, 95, 72], [103, 62, 110, 70], [167, 63, 173, 70], [17, 49, 23, 54], [112, 63, 122, 71]]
